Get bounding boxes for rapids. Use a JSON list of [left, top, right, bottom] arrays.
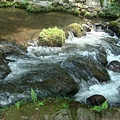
[[0, 27, 120, 107]]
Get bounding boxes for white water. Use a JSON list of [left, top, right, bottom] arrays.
[[1, 29, 120, 106]]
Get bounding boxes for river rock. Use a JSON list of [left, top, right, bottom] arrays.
[[109, 21, 120, 33], [0, 49, 11, 79], [107, 61, 120, 73], [66, 23, 84, 37], [38, 27, 66, 47], [62, 56, 110, 82], [0, 58, 11, 79], [104, 29, 114, 36], [37, 64, 79, 97], [86, 94, 106, 106], [96, 52, 108, 66]]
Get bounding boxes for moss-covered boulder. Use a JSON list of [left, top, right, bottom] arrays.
[[84, 12, 91, 19], [109, 20, 120, 37], [38, 27, 66, 47], [66, 23, 84, 37]]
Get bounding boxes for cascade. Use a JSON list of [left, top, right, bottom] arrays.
[[0, 11, 120, 107]]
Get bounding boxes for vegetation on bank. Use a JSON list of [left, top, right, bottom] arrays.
[[0, 0, 120, 19], [0, 88, 110, 120]]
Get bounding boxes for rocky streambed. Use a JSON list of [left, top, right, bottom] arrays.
[[0, 1, 120, 120]]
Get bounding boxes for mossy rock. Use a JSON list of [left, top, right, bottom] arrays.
[[73, 8, 80, 15], [84, 12, 92, 19], [38, 27, 66, 47], [14, 0, 29, 9], [116, 29, 120, 37], [109, 21, 120, 33], [66, 23, 84, 37], [80, 9, 87, 15]]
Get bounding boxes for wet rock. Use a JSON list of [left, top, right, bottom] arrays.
[[0, 59, 11, 79], [96, 52, 108, 66], [104, 29, 114, 36], [37, 64, 79, 97], [0, 63, 79, 106], [66, 23, 84, 37], [86, 94, 106, 106], [62, 56, 110, 82], [0, 49, 11, 79], [0, 42, 27, 56], [107, 61, 120, 73]]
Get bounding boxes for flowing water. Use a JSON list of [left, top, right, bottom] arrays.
[[0, 8, 120, 107], [1, 29, 120, 107]]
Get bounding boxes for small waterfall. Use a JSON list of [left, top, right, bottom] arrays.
[[1, 25, 120, 107]]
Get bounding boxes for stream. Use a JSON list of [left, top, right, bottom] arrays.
[[0, 8, 120, 107]]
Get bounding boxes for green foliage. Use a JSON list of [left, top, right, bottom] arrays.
[[31, 88, 37, 102], [14, 0, 27, 9], [61, 103, 69, 109], [92, 100, 108, 112], [100, 1, 120, 18], [0, 1, 13, 7], [38, 102, 45, 106], [15, 101, 21, 109]]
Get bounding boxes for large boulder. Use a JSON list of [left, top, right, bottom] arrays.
[[38, 27, 66, 47], [62, 56, 110, 82], [0, 63, 79, 106]]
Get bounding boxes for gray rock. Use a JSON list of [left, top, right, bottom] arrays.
[[50, 109, 73, 120]]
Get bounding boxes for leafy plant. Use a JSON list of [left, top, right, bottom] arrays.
[[61, 103, 69, 109], [15, 101, 21, 109], [31, 88, 37, 102], [38, 102, 45, 106], [92, 100, 108, 112]]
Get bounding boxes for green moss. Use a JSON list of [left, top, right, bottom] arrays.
[[39, 27, 66, 47], [67, 23, 84, 37], [0, 98, 84, 120], [73, 9, 80, 15], [84, 12, 91, 19]]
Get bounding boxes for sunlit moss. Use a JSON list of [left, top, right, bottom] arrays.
[[38, 27, 66, 47]]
